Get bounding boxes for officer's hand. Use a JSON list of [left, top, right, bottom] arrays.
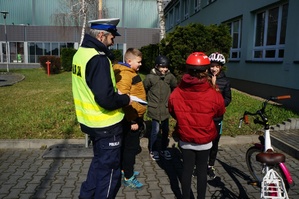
[[131, 123, 138, 131], [117, 89, 123, 94], [128, 95, 132, 105]]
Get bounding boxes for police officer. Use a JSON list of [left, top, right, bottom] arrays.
[[72, 18, 131, 199]]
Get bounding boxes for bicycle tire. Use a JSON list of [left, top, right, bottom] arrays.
[[246, 146, 290, 191], [246, 146, 264, 185]]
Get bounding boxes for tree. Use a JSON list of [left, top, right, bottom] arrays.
[[78, 0, 87, 45], [52, 0, 99, 45], [157, 0, 166, 41]]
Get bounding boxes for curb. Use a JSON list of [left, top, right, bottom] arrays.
[[0, 135, 258, 149], [0, 139, 84, 149]]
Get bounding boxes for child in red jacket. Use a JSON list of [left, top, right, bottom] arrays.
[[168, 52, 225, 199]]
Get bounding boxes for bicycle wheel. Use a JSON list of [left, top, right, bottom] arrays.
[[246, 146, 290, 190], [246, 146, 264, 184]]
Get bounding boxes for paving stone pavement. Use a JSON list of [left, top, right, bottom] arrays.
[[1, 71, 298, 198], [0, 136, 298, 199]]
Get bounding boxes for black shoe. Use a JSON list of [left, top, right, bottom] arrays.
[[160, 150, 172, 160], [207, 166, 216, 179], [192, 167, 197, 177], [150, 151, 160, 161]]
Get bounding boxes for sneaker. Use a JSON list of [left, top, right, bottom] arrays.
[[207, 166, 216, 179], [150, 151, 160, 161], [123, 175, 143, 189], [160, 150, 172, 160], [121, 170, 140, 177]]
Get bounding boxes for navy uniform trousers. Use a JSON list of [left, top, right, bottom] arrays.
[[79, 122, 123, 199]]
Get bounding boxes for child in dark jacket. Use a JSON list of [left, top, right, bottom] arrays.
[[143, 55, 177, 161], [207, 52, 232, 179]]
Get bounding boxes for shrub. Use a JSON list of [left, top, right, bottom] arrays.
[[140, 44, 160, 73], [61, 48, 77, 71], [159, 23, 232, 77], [110, 49, 123, 64], [139, 23, 231, 77], [39, 56, 61, 74]]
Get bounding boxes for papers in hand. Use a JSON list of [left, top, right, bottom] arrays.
[[130, 96, 148, 105]]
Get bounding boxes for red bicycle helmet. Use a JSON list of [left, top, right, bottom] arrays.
[[186, 52, 210, 70]]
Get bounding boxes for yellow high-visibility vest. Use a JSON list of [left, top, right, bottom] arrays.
[[72, 47, 124, 128]]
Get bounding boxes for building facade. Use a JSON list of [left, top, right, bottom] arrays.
[[164, 0, 299, 112], [0, 0, 160, 67]]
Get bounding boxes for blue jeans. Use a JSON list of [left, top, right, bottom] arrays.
[[149, 119, 169, 151]]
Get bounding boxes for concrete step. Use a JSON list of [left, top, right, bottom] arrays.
[[271, 129, 299, 160], [270, 118, 299, 131]]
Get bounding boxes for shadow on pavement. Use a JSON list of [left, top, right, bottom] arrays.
[[36, 139, 88, 198], [155, 143, 256, 199], [156, 146, 194, 199], [208, 159, 253, 199], [42, 143, 92, 159]]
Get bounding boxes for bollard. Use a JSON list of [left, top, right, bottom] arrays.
[[46, 60, 51, 76]]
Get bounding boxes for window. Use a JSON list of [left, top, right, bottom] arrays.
[[207, 0, 216, 5], [52, 43, 59, 55], [36, 43, 43, 63], [1, 43, 7, 62], [36, 43, 44, 55], [195, 0, 201, 12], [175, 3, 180, 24], [183, 0, 189, 19], [110, 43, 124, 51], [165, 15, 169, 30], [60, 43, 67, 50], [44, 43, 51, 55], [9, 42, 24, 62], [66, 43, 74, 48], [228, 19, 242, 60], [28, 43, 36, 63], [169, 9, 174, 28], [253, 3, 288, 61], [26, 42, 75, 63], [9, 42, 16, 63]]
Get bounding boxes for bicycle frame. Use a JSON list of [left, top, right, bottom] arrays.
[[264, 128, 272, 152], [279, 162, 293, 186]]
